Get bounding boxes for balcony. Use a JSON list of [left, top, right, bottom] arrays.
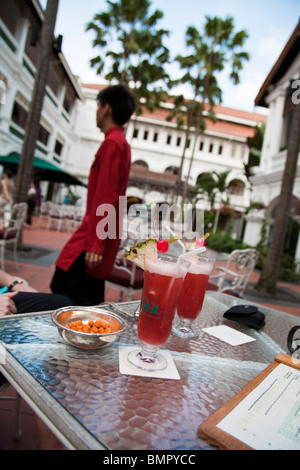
[[272, 149, 288, 172]]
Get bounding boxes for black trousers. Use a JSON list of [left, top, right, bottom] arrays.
[[50, 252, 105, 306], [13, 291, 72, 313], [26, 199, 36, 225]]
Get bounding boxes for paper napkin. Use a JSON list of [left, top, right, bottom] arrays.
[[202, 325, 256, 346]]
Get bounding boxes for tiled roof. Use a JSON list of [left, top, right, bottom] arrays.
[[212, 104, 267, 123], [81, 83, 267, 138], [81, 83, 107, 91], [140, 106, 264, 138], [204, 118, 258, 138]]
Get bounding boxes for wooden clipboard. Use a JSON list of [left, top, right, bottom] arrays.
[[197, 353, 300, 450]]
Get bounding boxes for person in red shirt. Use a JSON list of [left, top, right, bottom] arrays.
[[50, 85, 135, 305]]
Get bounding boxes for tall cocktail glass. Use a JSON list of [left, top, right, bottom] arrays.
[[127, 254, 187, 371], [172, 254, 215, 339]]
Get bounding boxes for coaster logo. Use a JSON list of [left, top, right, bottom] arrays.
[[291, 79, 300, 105], [0, 341, 6, 365], [141, 296, 160, 315]]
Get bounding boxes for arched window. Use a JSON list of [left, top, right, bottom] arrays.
[[196, 172, 213, 187], [164, 166, 178, 175], [228, 179, 245, 196], [132, 160, 149, 169]]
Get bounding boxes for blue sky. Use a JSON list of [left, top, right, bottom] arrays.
[[41, 0, 299, 113]]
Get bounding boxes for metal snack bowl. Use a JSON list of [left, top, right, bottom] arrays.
[[51, 306, 127, 350]]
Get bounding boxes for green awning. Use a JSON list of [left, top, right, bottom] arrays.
[[0, 154, 87, 187]]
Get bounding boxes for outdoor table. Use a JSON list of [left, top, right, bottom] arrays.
[[0, 292, 298, 450]]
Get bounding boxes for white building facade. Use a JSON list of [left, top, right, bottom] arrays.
[[74, 84, 266, 220], [0, 0, 268, 242], [0, 0, 84, 202], [244, 20, 300, 267]]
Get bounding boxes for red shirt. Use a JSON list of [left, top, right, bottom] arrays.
[[55, 126, 131, 278]]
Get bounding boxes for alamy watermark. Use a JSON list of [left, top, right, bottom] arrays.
[[291, 79, 300, 105], [95, 197, 204, 242]]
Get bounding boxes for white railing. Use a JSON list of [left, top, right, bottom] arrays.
[[271, 149, 300, 172], [272, 149, 288, 172]]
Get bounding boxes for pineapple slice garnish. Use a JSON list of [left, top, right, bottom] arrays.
[[124, 238, 158, 270]]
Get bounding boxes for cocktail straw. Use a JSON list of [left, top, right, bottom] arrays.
[[178, 246, 206, 261], [165, 225, 207, 260], [165, 225, 186, 253], [158, 227, 206, 306], [163, 244, 206, 303]]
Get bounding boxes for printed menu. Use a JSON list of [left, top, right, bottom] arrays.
[[217, 363, 300, 450], [198, 354, 300, 450]]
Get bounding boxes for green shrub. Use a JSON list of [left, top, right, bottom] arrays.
[[206, 231, 249, 254], [279, 254, 300, 283]]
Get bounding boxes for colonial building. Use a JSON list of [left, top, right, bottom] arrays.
[[75, 84, 266, 230], [0, 0, 84, 201], [0, 0, 268, 241], [244, 20, 300, 267]]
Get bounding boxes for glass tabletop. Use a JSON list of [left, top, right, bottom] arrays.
[[0, 292, 298, 450]]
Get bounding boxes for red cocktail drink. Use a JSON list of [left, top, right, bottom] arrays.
[[128, 255, 187, 371], [138, 263, 184, 346], [172, 254, 215, 339], [177, 272, 209, 320]]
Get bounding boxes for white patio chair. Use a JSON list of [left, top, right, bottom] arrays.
[[38, 201, 54, 227], [72, 206, 85, 229], [209, 248, 260, 298], [46, 204, 64, 231], [0, 203, 27, 270], [61, 205, 75, 231]]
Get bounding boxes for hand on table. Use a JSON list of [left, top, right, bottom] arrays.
[[0, 291, 18, 316]]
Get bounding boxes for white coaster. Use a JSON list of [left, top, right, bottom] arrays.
[[119, 345, 180, 380], [202, 325, 256, 346]]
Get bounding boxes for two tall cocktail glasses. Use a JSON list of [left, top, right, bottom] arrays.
[[127, 252, 215, 371]]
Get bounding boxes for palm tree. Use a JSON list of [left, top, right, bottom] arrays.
[[191, 172, 217, 210], [86, 0, 170, 115], [190, 170, 231, 232], [168, 16, 249, 202], [256, 101, 300, 294], [210, 170, 231, 232], [15, 0, 59, 203], [244, 123, 265, 185]]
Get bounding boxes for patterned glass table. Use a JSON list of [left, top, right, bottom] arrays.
[[0, 292, 298, 450]]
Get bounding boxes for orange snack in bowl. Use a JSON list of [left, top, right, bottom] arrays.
[[66, 319, 115, 334]]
